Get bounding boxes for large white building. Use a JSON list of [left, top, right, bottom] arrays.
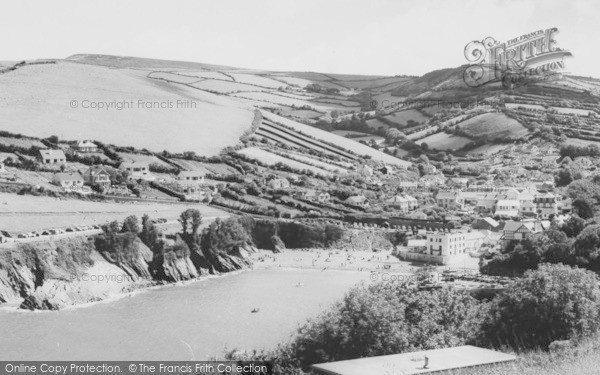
[[398, 230, 487, 265]]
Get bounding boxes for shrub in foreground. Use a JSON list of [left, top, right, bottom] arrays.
[[283, 282, 485, 370], [479, 263, 600, 350]]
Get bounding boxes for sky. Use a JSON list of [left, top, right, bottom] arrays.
[[1, 0, 599, 77]]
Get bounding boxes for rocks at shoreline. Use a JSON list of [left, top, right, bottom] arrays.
[[0, 235, 256, 311]]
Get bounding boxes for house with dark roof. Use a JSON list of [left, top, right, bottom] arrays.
[[81, 166, 111, 191]]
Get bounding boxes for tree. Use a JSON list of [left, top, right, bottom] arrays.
[[572, 198, 595, 219], [286, 284, 484, 370], [555, 168, 573, 187], [480, 264, 600, 350], [200, 217, 251, 255], [121, 215, 139, 233], [561, 215, 586, 238], [140, 214, 161, 250], [179, 209, 202, 236]]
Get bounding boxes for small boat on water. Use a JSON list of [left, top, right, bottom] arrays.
[[295, 282, 305, 287], [251, 308, 260, 313]]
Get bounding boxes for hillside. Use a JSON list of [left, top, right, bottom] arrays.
[[0, 60, 255, 156]]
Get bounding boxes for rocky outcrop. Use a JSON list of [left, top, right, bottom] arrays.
[[0, 233, 254, 311]]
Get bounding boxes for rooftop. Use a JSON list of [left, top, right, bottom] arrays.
[[311, 345, 516, 375]]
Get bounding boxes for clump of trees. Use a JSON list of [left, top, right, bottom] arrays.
[[479, 264, 600, 350], [260, 264, 600, 372]]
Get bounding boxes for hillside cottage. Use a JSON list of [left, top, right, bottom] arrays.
[[386, 194, 418, 213], [119, 161, 154, 181], [81, 166, 111, 191], [38, 149, 66, 164], [77, 140, 98, 153], [345, 195, 369, 208], [305, 190, 331, 204], [177, 170, 205, 184], [52, 173, 84, 189], [267, 178, 290, 190]]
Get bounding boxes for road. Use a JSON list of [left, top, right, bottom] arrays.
[[0, 215, 228, 248]]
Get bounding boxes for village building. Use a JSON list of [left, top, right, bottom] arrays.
[[494, 200, 520, 217], [38, 149, 66, 164], [534, 192, 558, 219], [76, 140, 98, 153], [541, 155, 558, 168], [436, 191, 465, 210], [501, 220, 545, 248], [399, 230, 487, 265], [119, 161, 154, 181], [398, 181, 418, 191], [472, 217, 500, 231]]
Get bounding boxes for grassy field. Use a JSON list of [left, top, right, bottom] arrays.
[[419, 132, 472, 150], [0, 192, 228, 233], [458, 113, 529, 140], [261, 111, 411, 167], [366, 118, 391, 130], [190, 79, 263, 93], [384, 109, 429, 126], [236, 147, 332, 176], [565, 137, 600, 147], [0, 61, 255, 156], [0, 136, 45, 148], [228, 73, 285, 89], [117, 152, 173, 168]]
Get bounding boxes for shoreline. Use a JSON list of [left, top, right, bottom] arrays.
[[0, 248, 480, 313]]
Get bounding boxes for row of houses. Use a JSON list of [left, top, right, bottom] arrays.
[[398, 216, 554, 265], [52, 165, 206, 194], [436, 188, 564, 219]]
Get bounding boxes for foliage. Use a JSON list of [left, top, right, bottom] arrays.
[[479, 264, 600, 350], [282, 283, 484, 370], [179, 209, 202, 236], [200, 217, 251, 256], [121, 215, 140, 233]]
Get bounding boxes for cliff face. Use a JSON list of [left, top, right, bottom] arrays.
[[0, 234, 254, 311]]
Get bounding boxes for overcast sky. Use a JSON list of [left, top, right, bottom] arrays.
[[1, 0, 598, 77]]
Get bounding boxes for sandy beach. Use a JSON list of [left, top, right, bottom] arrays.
[[249, 248, 480, 275]]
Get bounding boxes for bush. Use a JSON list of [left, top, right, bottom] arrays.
[[284, 283, 484, 370], [479, 264, 600, 350]]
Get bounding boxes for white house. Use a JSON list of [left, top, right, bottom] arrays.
[[386, 194, 418, 213], [119, 161, 154, 181], [177, 170, 205, 184], [345, 195, 369, 207], [52, 172, 84, 189], [77, 140, 98, 153], [38, 149, 66, 164], [494, 200, 520, 217], [267, 178, 290, 189]]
